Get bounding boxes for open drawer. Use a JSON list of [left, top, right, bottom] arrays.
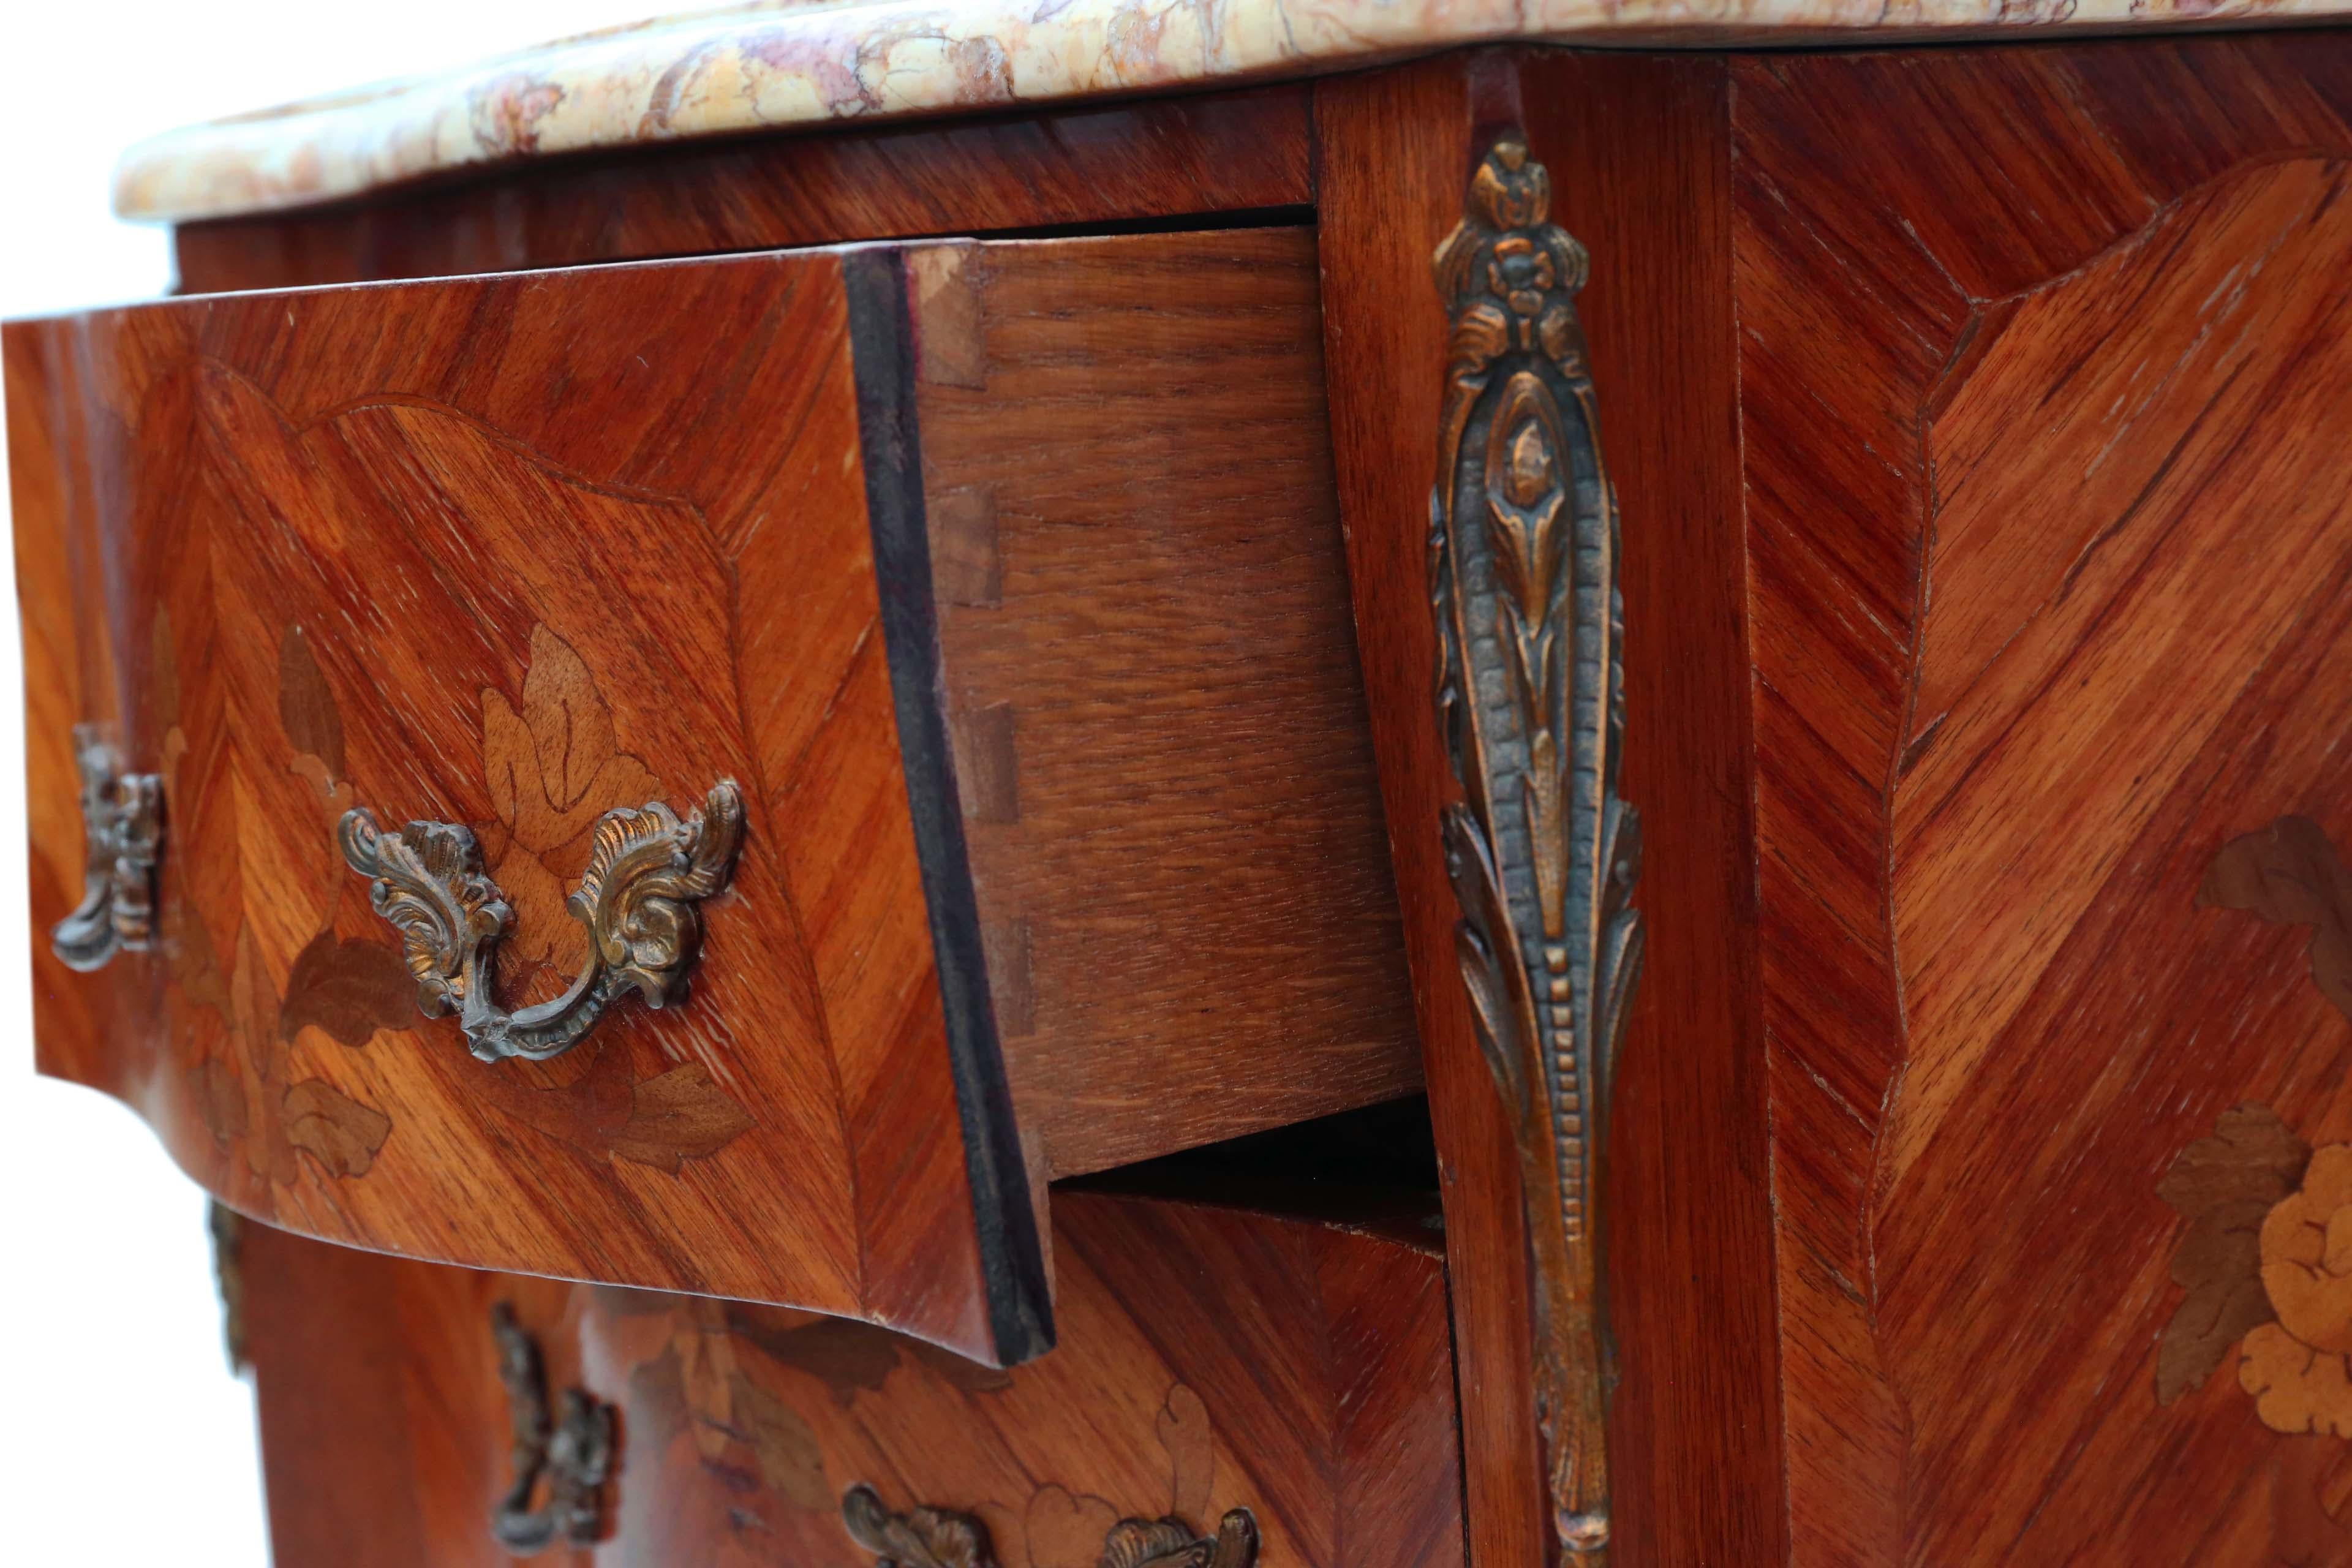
[[4, 228, 1417, 1363]]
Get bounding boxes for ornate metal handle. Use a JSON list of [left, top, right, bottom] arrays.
[[490, 1302, 615, 1555], [842, 1485, 1258, 1568], [337, 780, 745, 1063], [51, 723, 163, 973]]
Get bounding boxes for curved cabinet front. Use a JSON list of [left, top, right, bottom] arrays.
[[2, 228, 1417, 1364], [238, 1189, 1461, 1568]]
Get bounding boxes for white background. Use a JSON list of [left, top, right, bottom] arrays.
[[0, 4, 664, 1559]]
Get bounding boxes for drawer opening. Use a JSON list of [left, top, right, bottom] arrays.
[[1060, 1096, 1442, 1234]]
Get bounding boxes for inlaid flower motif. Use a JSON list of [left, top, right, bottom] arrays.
[[2160, 818, 2352, 1433], [2244, 1144, 2352, 1436], [2160, 1111, 2352, 1436]]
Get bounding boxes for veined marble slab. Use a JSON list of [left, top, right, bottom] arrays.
[[117, 0, 2348, 222]]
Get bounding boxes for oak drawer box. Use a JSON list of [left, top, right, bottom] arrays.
[[232, 1188, 1460, 1568], [5, 226, 1418, 1365]]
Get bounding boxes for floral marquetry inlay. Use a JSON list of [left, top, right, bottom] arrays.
[[2161, 818, 2352, 1441], [338, 619, 748, 1066]]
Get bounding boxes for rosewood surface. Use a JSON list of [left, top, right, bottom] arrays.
[[1733, 32, 2352, 1567], [241, 1188, 1462, 1568]]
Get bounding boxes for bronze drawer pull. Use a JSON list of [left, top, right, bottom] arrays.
[[51, 723, 162, 973], [337, 780, 745, 1063], [489, 1303, 615, 1554], [841, 1485, 1259, 1568]]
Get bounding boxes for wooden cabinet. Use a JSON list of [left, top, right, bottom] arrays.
[[23, 15, 2352, 1567]]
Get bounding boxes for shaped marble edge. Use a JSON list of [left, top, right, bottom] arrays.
[[115, 0, 2352, 224]]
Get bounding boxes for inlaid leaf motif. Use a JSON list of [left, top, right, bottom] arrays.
[[624, 1346, 692, 1452], [2200, 816, 2352, 1024], [1156, 1385, 1212, 1527], [2157, 1104, 2310, 1404], [526, 625, 622, 813], [609, 1064, 756, 1172], [2158, 1102, 2312, 1218], [279, 930, 414, 1048], [484, 625, 662, 855], [168, 895, 230, 1016], [192, 1057, 249, 1145], [276, 621, 359, 934], [672, 1313, 832, 1511], [481, 625, 661, 974], [675, 1309, 739, 1462], [277, 624, 345, 780], [231, 925, 283, 1082], [197, 924, 295, 1188], [729, 1374, 830, 1510], [1023, 1487, 1120, 1568], [2159, 1200, 2275, 1404], [726, 1312, 905, 1408], [282, 1079, 392, 1177]]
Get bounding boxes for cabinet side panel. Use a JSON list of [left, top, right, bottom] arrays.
[[1731, 48, 1962, 1568], [1740, 35, 2352, 1564]]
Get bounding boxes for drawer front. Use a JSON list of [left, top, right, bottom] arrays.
[[235, 1191, 1461, 1567], [5, 228, 1415, 1361], [7, 246, 1014, 1351]]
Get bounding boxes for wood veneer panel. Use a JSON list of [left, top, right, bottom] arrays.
[[170, 86, 1314, 293], [1731, 49, 1954, 1568], [1733, 34, 2352, 1565], [241, 1190, 1462, 1568], [1316, 49, 1778, 1567], [906, 228, 1420, 1178], [5, 252, 1023, 1360]]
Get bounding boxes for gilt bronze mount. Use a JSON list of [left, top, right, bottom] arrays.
[[489, 1302, 616, 1553], [51, 723, 163, 973], [1430, 135, 1646, 1561], [841, 1485, 1259, 1568], [338, 780, 745, 1062]]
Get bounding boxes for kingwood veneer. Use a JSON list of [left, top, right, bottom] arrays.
[[18, 15, 2352, 1568]]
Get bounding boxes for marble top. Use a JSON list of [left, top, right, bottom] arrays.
[[118, 0, 2347, 223]]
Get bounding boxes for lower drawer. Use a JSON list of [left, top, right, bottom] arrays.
[[233, 1188, 1462, 1567]]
